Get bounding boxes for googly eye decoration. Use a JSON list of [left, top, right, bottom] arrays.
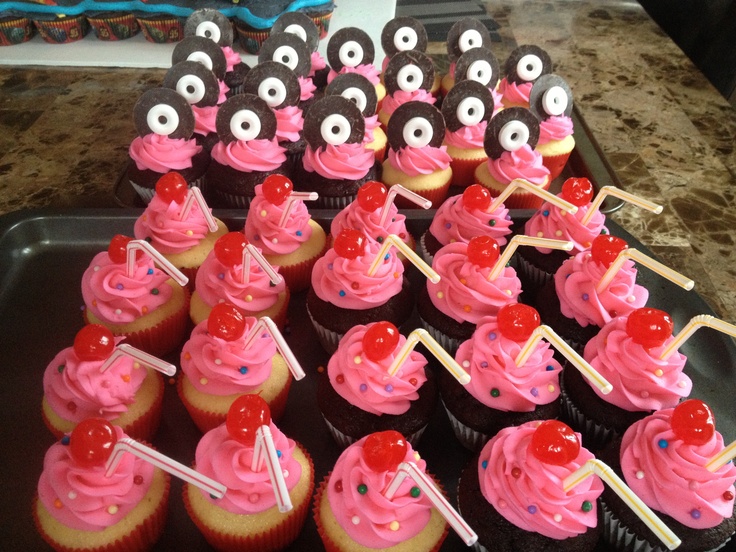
[[162, 61, 220, 108], [380, 16, 428, 58], [303, 95, 365, 149], [133, 87, 195, 140], [184, 8, 234, 47], [504, 45, 553, 85], [172, 36, 227, 80], [325, 73, 378, 117], [243, 60, 301, 109], [529, 74, 573, 121], [441, 80, 494, 133], [327, 27, 375, 72], [454, 47, 500, 90], [258, 32, 311, 78], [446, 18, 492, 61], [215, 93, 277, 145], [271, 12, 320, 53], [387, 101, 445, 151], [484, 107, 540, 159], [383, 50, 435, 96]]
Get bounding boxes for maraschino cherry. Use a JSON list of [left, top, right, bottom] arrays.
[[108, 234, 135, 264], [357, 181, 388, 212], [155, 172, 188, 204], [214, 232, 248, 267], [69, 418, 117, 468], [362, 321, 400, 362], [73, 324, 115, 361], [560, 177, 594, 207], [362, 430, 407, 472], [262, 174, 293, 206], [207, 302, 246, 341], [529, 420, 580, 466], [625, 307, 674, 349], [462, 184, 492, 213], [590, 234, 627, 268], [226, 394, 271, 446], [467, 235, 500, 268], [334, 228, 367, 259], [497, 303, 541, 342], [671, 399, 715, 446]]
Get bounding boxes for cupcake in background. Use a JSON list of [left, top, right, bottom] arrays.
[[271, 11, 330, 90], [259, 32, 317, 108], [499, 45, 553, 109], [33, 13, 89, 44], [379, 16, 439, 96], [377, 50, 436, 129], [529, 74, 575, 180], [440, 17, 493, 97], [86, 11, 139, 41], [0, 14, 35, 45], [326, 26, 385, 105], [136, 11, 183, 43]]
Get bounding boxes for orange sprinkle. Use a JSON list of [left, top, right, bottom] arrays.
[[141, 306, 148, 314], [121, 374, 131, 383], [460, 278, 467, 285], [463, 305, 472, 313], [317, 365, 325, 373], [54, 499, 63, 509], [184, 352, 191, 360], [393, 272, 400, 279]]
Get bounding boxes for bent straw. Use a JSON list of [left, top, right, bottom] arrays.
[[367, 234, 440, 283], [488, 236, 572, 281], [387, 328, 470, 384], [488, 178, 578, 214], [181, 187, 219, 232], [380, 185, 432, 226], [100, 343, 176, 376], [242, 316, 305, 380], [581, 186, 663, 226], [596, 249, 694, 294], [279, 191, 318, 227], [241, 243, 283, 286], [660, 315, 736, 361], [251, 425, 293, 512], [126, 239, 188, 286]]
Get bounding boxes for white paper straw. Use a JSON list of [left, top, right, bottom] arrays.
[[581, 186, 663, 226], [367, 234, 440, 283], [387, 328, 470, 384], [126, 239, 188, 286], [660, 315, 736, 361], [250, 425, 293, 512], [278, 192, 318, 228], [242, 317, 305, 380], [380, 185, 432, 226], [241, 244, 283, 286], [705, 440, 736, 472], [596, 249, 693, 294], [180, 187, 219, 232], [99, 343, 176, 376], [488, 236, 572, 281], [488, 178, 578, 214]]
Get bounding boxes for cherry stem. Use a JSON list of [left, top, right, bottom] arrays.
[[488, 178, 578, 215], [595, 248, 693, 294], [99, 343, 176, 376], [250, 425, 293, 513], [367, 234, 439, 283], [180, 187, 219, 232], [580, 186, 662, 226], [379, 185, 431, 227], [240, 244, 282, 286], [105, 437, 226, 498], [242, 317, 305, 380], [387, 328, 469, 384], [660, 315, 736, 361], [487, 236, 572, 281], [278, 192, 318, 228], [126, 240, 188, 286], [705, 439, 736, 472]]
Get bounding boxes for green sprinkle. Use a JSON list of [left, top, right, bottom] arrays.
[[357, 484, 368, 495], [410, 486, 421, 498], [151, 288, 159, 295], [490, 388, 500, 398], [582, 500, 592, 512]]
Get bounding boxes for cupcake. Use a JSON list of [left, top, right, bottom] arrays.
[[183, 394, 315, 552], [381, 101, 453, 207], [499, 45, 553, 109], [190, 231, 290, 328], [179, 302, 302, 432], [379, 16, 439, 96], [171, 35, 230, 97], [136, 12, 183, 44], [377, 50, 437, 129], [244, 175, 327, 292], [440, 17, 494, 97], [529, 74, 576, 180], [33, 13, 89, 44], [0, 14, 35, 46], [81, 234, 190, 358], [452, 47, 504, 112], [271, 11, 330, 90], [326, 26, 385, 105], [259, 32, 317, 108], [126, 87, 208, 204], [86, 12, 139, 41]]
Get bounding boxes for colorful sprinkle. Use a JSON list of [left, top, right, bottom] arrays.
[[376, 236, 384, 243], [359, 383, 368, 392], [488, 332, 497, 341], [214, 359, 222, 365], [107, 505, 119, 515], [357, 484, 368, 495], [554, 513, 563, 522], [627, 295, 636, 303], [690, 509, 701, 519], [260, 209, 267, 217], [68, 491, 77, 499], [61, 436, 70, 445], [436, 291, 444, 299], [276, 449, 282, 458], [384, 254, 390, 261], [393, 272, 400, 279], [542, 210, 549, 217], [658, 439, 668, 449], [296, 231, 302, 237], [498, 499, 507, 508], [490, 388, 500, 398], [582, 501, 592, 512], [511, 467, 521, 479], [336, 374, 345, 384], [54, 499, 62, 509], [547, 384, 556, 393], [249, 493, 260, 503], [724, 491, 734, 501], [116, 283, 124, 290], [389, 521, 400, 531], [481, 460, 488, 469], [653, 369, 664, 377], [546, 365, 554, 371], [186, 230, 193, 236], [555, 230, 563, 237], [530, 387, 539, 397], [200, 377, 208, 385], [352, 516, 360, 525], [114, 309, 122, 315], [351, 282, 360, 290], [121, 374, 130, 383], [636, 470, 645, 479], [134, 475, 144, 485], [57, 364, 65, 373], [218, 273, 225, 279], [147, 269, 154, 275], [245, 295, 253, 302], [489, 220, 496, 227], [409, 378, 417, 386], [354, 356, 362, 364], [184, 352, 191, 360], [239, 366, 248, 374], [385, 384, 394, 392], [335, 480, 343, 492], [339, 290, 346, 297], [582, 293, 589, 301], [463, 304, 472, 313], [328, 263, 334, 270], [445, 222, 451, 229], [527, 505, 537, 514], [410, 487, 421, 498], [640, 391, 649, 398]]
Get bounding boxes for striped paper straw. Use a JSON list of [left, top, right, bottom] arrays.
[[596, 249, 693, 294], [581, 186, 663, 226], [126, 239, 188, 286], [488, 178, 578, 214], [387, 328, 470, 384], [99, 343, 176, 376], [181, 187, 219, 232], [367, 234, 440, 283], [243, 316, 305, 380], [660, 315, 736, 361], [251, 425, 293, 512]]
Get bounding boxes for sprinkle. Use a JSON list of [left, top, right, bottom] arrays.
[[480, 361, 488, 368], [582, 501, 592, 512], [489, 220, 496, 227], [61, 436, 70, 445], [555, 230, 563, 237], [393, 272, 400, 279], [336, 374, 345, 384], [317, 365, 324, 373], [463, 304, 472, 313], [547, 384, 556, 393], [689, 481, 699, 490], [116, 283, 124, 290], [376, 236, 384, 242], [724, 491, 734, 501], [511, 467, 521, 479], [385, 384, 394, 392], [186, 230, 193, 236], [184, 352, 191, 360], [690, 509, 701, 520], [357, 484, 368, 495], [658, 439, 668, 449], [121, 374, 130, 383], [359, 383, 367, 392], [67, 401, 76, 412], [542, 210, 549, 217], [636, 471, 645, 479], [582, 293, 589, 301], [260, 210, 267, 217], [410, 487, 421, 498], [200, 378, 208, 385], [351, 282, 360, 290], [296, 231, 302, 237], [354, 356, 362, 364], [481, 460, 488, 469], [249, 493, 260, 503], [414, 451, 421, 462], [546, 365, 554, 371], [134, 475, 144, 485], [107, 505, 119, 515], [677, 380, 687, 388], [389, 521, 400, 531], [133, 362, 141, 369], [505, 289, 513, 296], [328, 263, 334, 270], [498, 499, 507, 508], [445, 222, 451, 229], [384, 254, 390, 261], [459, 278, 467, 285], [54, 499, 62, 509], [352, 516, 360, 525], [554, 513, 563, 522], [528, 505, 537, 514], [147, 268, 154, 275], [276, 449, 282, 458], [57, 365, 64, 373], [462, 360, 470, 368], [272, 238, 279, 245], [399, 233, 406, 239], [488, 332, 497, 341], [627, 295, 636, 303], [114, 308, 122, 315], [490, 388, 500, 398], [339, 290, 346, 297], [530, 387, 539, 397], [239, 366, 248, 374], [218, 273, 225, 280], [436, 291, 444, 300], [409, 378, 417, 386], [601, 229, 608, 235], [68, 491, 76, 500]]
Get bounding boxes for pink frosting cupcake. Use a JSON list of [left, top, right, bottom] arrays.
[[498, 45, 553, 109], [326, 27, 385, 104]]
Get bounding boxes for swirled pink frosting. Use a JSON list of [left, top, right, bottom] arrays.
[[444, 120, 487, 149], [620, 408, 736, 528], [129, 134, 202, 173], [217, 80, 229, 104], [387, 145, 451, 176], [298, 75, 316, 101], [43, 337, 147, 422], [486, 144, 550, 186], [538, 115, 574, 145], [303, 143, 374, 180], [328, 64, 380, 85], [554, 252, 648, 328], [274, 105, 304, 143], [499, 79, 533, 106], [37, 426, 156, 531], [328, 324, 428, 415], [81, 251, 174, 324], [427, 242, 522, 324], [310, 51, 327, 75], [222, 46, 242, 73], [330, 200, 410, 246], [194, 246, 285, 312], [244, 183, 313, 255], [480, 421, 603, 539], [133, 194, 214, 255], [381, 89, 435, 116], [428, 191, 512, 247], [583, 316, 691, 411], [211, 138, 286, 172], [524, 202, 607, 256], [364, 114, 380, 143], [194, 422, 302, 514], [326, 435, 433, 547], [311, 238, 404, 310], [490, 87, 504, 115], [456, 317, 562, 411], [192, 105, 218, 137]]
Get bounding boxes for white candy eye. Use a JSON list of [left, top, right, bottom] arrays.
[[196, 21, 221, 43], [542, 85, 568, 116], [339, 40, 363, 68], [467, 59, 493, 86], [284, 23, 307, 42], [175, 75, 206, 105], [258, 77, 287, 107], [341, 86, 368, 112], [397, 64, 423, 92], [394, 27, 418, 51], [516, 54, 543, 82], [499, 120, 530, 152], [459, 29, 483, 52], [321, 113, 352, 145], [147, 104, 180, 136], [403, 116, 433, 148], [272, 45, 300, 71], [186, 51, 213, 71], [230, 109, 261, 141], [457, 97, 485, 126]]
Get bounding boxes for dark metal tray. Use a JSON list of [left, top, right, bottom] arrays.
[[1, 209, 733, 550]]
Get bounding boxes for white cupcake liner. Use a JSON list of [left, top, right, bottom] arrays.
[[419, 316, 461, 356], [442, 399, 489, 452], [559, 377, 618, 449], [516, 254, 554, 288], [418, 232, 435, 266], [306, 303, 343, 354], [321, 413, 427, 449]]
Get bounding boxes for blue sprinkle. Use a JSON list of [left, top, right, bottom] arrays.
[[61, 435, 70, 445], [254, 234, 260, 241], [218, 273, 225, 280], [530, 387, 539, 397], [339, 290, 346, 297], [690, 509, 701, 519], [116, 283, 123, 290], [488, 332, 497, 341], [296, 231, 302, 237], [328, 263, 334, 270], [566, 273, 571, 279], [480, 361, 489, 368], [542, 210, 550, 217], [445, 223, 452, 229], [384, 253, 390, 261], [658, 439, 668, 449], [239, 366, 248, 374], [582, 293, 589, 301], [147, 268, 154, 275], [546, 365, 554, 371], [385, 384, 394, 392], [481, 460, 488, 469], [359, 384, 368, 392], [276, 450, 282, 458], [528, 505, 538, 514]]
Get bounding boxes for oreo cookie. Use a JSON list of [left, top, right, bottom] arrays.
[[271, 11, 320, 53], [454, 46, 500, 90], [383, 50, 435, 96], [172, 36, 227, 80], [326, 27, 375, 72], [529, 74, 573, 121], [133, 88, 195, 139], [484, 106, 540, 159], [163, 61, 220, 108], [258, 32, 311, 78], [380, 16, 428, 57], [184, 8, 234, 47], [324, 73, 378, 117], [303, 95, 365, 149], [441, 80, 494, 133], [243, 60, 301, 109], [504, 45, 553, 85], [446, 18, 492, 61], [386, 101, 445, 151], [215, 93, 277, 144]]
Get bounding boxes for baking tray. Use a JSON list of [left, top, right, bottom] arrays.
[[1, 209, 734, 550]]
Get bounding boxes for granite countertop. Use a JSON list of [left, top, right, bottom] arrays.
[[1, 0, 735, 322]]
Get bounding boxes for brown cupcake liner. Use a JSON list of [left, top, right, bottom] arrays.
[[34, 16, 89, 44], [418, 232, 435, 267], [87, 13, 139, 41], [306, 304, 343, 354], [559, 377, 618, 449], [210, 188, 254, 209], [515, 254, 555, 289], [136, 16, 183, 44], [450, 156, 487, 189], [0, 17, 35, 46], [441, 399, 489, 452], [315, 193, 358, 210]]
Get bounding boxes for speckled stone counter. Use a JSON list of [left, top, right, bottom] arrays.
[[1, 0, 735, 322]]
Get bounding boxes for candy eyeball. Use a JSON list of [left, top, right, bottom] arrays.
[[483, 106, 540, 159], [327, 27, 375, 71], [259, 32, 311, 77], [242, 61, 301, 109], [163, 60, 220, 108], [386, 101, 445, 151], [215, 93, 277, 144], [172, 36, 227, 80], [271, 11, 320, 53], [383, 50, 435, 95], [454, 46, 500, 90], [441, 80, 494, 132], [529, 74, 573, 120], [504, 45, 552, 85], [446, 17, 492, 60], [302, 95, 365, 149], [380, 16, 428, 57], [184, 8, 234, 47], [325, 73, 378, 117], [133, 87, 195, 139]]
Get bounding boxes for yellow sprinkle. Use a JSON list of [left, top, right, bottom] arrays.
[[121, 374, 130, 383], [133, 362, 140, 369], [436, 291, 444, 300], [459, 278, 467, 285], [555, 230, 563, 237], [260, 210, 268, 217], [505, 289, 513, 295], [561, 210, 567, 217], [537, 231, 544, 238], [654, 369, 664, 377], [413, 451, 421, 461], [186, 230, 193, 236], [354, 356, 362, 364], [184, 352, 191, 360], [107, 505, 119, 515], [200, 377, 208, 385], [548, 384, 556, 393], [389, 521, 400, 531], [245, 295, 253, 302]]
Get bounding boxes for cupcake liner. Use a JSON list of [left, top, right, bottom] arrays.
[[515, 254, 555, 289], [34, 16, 89, 44], [0, 17, 35, 46], [441, 399, 489, 452], [235, 25, 270, 55], [271, 238, 329, 293], [315, 193, 358, 210], [450, 155, 487, 189], [418, 232, 435, 266], [306, 304, 343, 354], [87, 14, 139, 41], [419, 316, 461, 357], [541, 151, 572, 181], [321, 414, 427, 449], [309, 11, 333, 39], [559, 376, 619, 448], [137, 16, 183, 44], [210, 188, 254, 209]]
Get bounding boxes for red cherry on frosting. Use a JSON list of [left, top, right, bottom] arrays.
[[529, 420, 580, 466], [73, 324, 115, 361], [226, 394, 271, 446], [207, 302, 246, 341], [69, 418, 117, 468], [560, 177, 594, 207], [155, 172, 188, 204], [497, 303, 541, 342], [108, 234, 134, 264], [214, 232, 248, 267], [334, 228, 367, 260], [467, 235, 500, 268], [671, 399, 715, 446], [625, 308, 674, 349], [362, 321, 401, 362], [261, 174, 293, 206], [357, 181, 388, 212], [362, 430, 407, 472], [462, 184, 492, 212], [590, 234, 628, 268]]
